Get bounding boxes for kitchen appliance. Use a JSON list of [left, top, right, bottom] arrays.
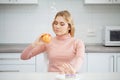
[[104, 26, 120, 46]]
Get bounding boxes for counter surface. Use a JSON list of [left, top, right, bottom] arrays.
[[0, 43, 120, 53], [0, 72, 120, 80]]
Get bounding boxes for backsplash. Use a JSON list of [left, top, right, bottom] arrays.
[[0, 0, 120, 44]]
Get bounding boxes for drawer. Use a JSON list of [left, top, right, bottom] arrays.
[[0, 53, 35, 64], [0, 65, 35, 72]]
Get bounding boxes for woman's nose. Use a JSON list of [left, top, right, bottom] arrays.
[[55, 25, 60, 28]]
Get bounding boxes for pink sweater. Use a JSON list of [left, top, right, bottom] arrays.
[[21, 34, 85, 72]]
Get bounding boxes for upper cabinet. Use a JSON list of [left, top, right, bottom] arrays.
[[84, 0, 120, 4], [0, 0, 38, 4]]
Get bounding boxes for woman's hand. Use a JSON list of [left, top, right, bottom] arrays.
[[58, 63, 76, 74]]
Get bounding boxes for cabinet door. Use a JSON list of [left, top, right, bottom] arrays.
[[14, 0, 38, 4], [113, 0, 120, 3], [0, 0, 10, 4], [0, 0, 38, 4], [0, 53, 35, 65], [36, 54, 48, 72], [87, 53, 114, 72], [84, 0, 112, 4], [0, 53, 36, 72], [0, 65, 35, 72], [116, 54, 120, 72]]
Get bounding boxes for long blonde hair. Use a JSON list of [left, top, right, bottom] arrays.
[[52, 10, 75, 37]]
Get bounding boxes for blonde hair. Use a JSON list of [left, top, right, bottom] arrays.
[[52, 10, 75, 37]]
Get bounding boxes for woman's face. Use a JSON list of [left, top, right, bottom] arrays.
[[52, 16, 70, 36]]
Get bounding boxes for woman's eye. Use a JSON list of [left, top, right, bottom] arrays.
[[60, 22, 65, 26], [53, 21, 58, 25], [53, 21, 65, 26]]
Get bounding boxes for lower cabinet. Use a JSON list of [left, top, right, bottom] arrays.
[[87, 53, 120, 72], [116, 53, 120, 72], [0, 65, 35, 72], [1, 52, 120, 73], [0, 53, 36, 72], [36, 53, 49, 72]]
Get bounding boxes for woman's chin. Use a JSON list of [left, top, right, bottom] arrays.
[[56, 33, 62, 36]]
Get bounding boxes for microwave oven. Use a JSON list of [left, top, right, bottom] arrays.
[[104, 26, 120, 46]]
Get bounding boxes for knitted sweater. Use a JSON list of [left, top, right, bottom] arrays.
[[21, 34, 85, 72]]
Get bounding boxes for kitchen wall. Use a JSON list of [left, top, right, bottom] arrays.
[[0, 0, 120, 44]]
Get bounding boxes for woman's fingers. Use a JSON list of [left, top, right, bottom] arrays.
[[62, 63, 71, 74], [65, 63, 75, 74], [33, 34, 46, 46], [57, 66, 65, 74], [62, 63, 76, 74], [67, 63, 76, 74], [58, 64, 71, 74]]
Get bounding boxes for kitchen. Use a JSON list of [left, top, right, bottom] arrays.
[[0, 0, 120, 80]]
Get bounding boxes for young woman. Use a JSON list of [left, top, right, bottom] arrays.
[[21, 10, 85, 74]]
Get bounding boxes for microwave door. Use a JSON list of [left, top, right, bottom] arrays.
[[110, 31, 120, 41]]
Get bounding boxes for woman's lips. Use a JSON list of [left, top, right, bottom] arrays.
[[55, 29, 60, 32]]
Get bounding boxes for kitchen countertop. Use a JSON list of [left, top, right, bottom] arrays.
[[85, 44, 120, 53], [0, 43, 120, 53], [0, 72, 120, 80], [0, 43, 29, 53]]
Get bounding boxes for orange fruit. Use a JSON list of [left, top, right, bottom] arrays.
[[41, 33, 51, 43]]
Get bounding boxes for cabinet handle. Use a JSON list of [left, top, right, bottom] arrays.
[[0, 58, 19, 60], [110, 56, 114, 72], [0, 70, 19, 72], [112, 56, 115, 72], [116, 55, 120, 72]]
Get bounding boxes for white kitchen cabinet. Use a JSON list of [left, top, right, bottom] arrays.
[[36, 53, 49, 72], [116, 54, 120, 72], [0, 0, 38, 4], [87, 53, 120, 72], [0, 53, 36, 72], [84, 0, 120, 4]]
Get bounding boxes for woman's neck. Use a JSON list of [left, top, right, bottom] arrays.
[[56, 33, 71, 40]]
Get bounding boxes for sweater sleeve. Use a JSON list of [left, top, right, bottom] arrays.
[[21, 44, 46, 60], [71, 39, 85, 72]]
